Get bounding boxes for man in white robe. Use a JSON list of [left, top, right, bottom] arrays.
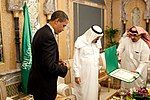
[[73, 25, 103, 100], [117, 26, 150, 89]]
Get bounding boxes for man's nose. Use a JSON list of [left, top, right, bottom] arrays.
[[130, 36, 135, 39], [62, 28, 64, 31]]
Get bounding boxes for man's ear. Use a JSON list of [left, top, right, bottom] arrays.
[[138, 34, 142, 38], [55, 18, 59, 22], [54, 18, 59, 24]]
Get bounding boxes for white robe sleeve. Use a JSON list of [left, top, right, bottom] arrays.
[[136, 63, 147, 75], [136, 44, 150, 74], [73, 47, 81, 77], [117, 37, 126, 60]]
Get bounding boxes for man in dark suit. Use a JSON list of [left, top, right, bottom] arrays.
[[27, 10, 69, 100]]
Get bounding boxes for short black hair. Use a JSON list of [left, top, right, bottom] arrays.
[[50, 10, 69, 22]]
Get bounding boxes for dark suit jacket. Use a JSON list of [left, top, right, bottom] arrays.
[[27, 24, 68, 100]]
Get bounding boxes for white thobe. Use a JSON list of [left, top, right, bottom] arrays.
[[117, 37, 150, 89], [73, 37, 100, 100]]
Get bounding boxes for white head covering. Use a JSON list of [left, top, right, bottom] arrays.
[[75, 25, 103, 48], [84, 25, 103, 44], [122, 26, 150, 48]]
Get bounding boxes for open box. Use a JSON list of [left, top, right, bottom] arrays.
[[105, 45, 140, 83]]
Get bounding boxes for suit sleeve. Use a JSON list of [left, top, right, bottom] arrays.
[[41, 33, 68, 78]]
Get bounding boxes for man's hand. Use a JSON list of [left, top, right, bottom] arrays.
[[59, 60, 71, 70], [59, 60, 67, 66], [75, 77, 81, 84]]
